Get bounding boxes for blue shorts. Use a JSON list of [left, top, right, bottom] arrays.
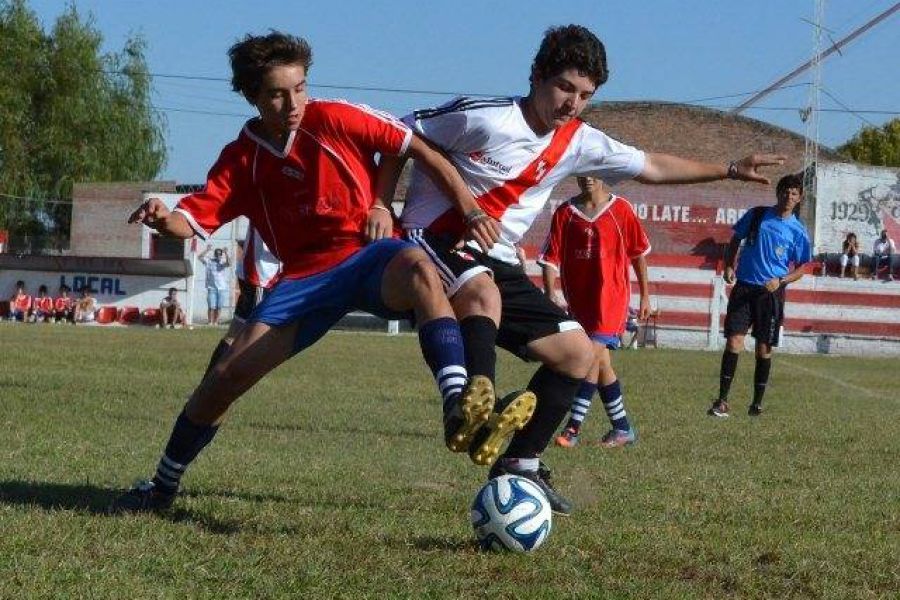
[[250, 238, 413, 354], [207, 288, 228, 310], [590, 333, 622, 350]]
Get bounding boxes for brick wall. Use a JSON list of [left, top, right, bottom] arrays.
[[71, 181, 176, 257]]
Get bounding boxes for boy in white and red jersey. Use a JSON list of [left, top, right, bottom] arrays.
[[389, 25, 785, 514], [538, 176, 651, 449], [112, 32, 500, 514]]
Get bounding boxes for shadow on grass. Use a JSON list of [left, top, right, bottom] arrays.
[[0, 479, 245, 535], [106, 413, 433, 440]]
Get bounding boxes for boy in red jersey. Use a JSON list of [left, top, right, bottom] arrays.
[[32, 285, 54, 323], [112, 32, 507, 513], [53, 285, 75, 323], [539, 177, 650, 449], [10, 281, 32, 322]]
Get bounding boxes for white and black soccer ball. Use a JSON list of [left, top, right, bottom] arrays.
[[470, 474, 552, 552]]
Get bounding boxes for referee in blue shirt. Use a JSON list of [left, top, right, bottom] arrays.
[[709, 173, 812, 417]]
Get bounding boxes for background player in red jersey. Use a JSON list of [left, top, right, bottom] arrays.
[[539, 176, 650, 449], [32, 285, 55, 323], [53, 284, 75, 323], [9, 280, 32, 322], [111, 32, 495, 514], [388, 25, 785, 515]]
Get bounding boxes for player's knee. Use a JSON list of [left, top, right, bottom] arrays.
[[553, 332, 594, 378], [408, 258, 444, 299], [453, 275, 501, 320]]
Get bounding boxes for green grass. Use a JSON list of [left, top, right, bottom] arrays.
[[0, 324, 897, 599]]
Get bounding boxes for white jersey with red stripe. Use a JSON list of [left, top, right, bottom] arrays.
[[236, 225, 281, 288], [400, 96, 646, 264]]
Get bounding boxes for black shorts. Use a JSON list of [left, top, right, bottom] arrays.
[[723, 281, 785, 346], [234, 278, 268, 321], [405, 229, 582, 360]]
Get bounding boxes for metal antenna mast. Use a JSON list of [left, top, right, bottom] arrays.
[[803, 0, 826, 199]]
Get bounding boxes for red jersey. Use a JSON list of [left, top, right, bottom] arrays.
[[538, 195, 650, 336], [34, 296, 53, 312], [13, 293, 32, 312], [175, 99, 412, 279], [54, 296, 74, 312]]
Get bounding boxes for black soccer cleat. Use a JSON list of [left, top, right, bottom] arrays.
[[707, 400, 730, 418], [108, 480, 176, 514], [489, 460, 573, 516], [748, 403, 763, 417], [468, 390, 536, 466], [444, 375, 495, 453]]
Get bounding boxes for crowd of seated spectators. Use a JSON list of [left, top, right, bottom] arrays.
[[823, 230, 896, 282], [3, 280, 187, 328]]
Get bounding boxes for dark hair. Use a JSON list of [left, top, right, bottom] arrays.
[[169, 287, 177, 294], [229, 31, 313, 102], [59, 284, 70, 292], [530, 25, 608, 87], [38, 284, 47, 294], [16, 280, 24, 287], [775, 173, 803, 198]]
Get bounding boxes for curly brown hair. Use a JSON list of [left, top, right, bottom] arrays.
[[229, 31, 313, 103], [775, 173, 803, 198], [530, 25, 608, 88]]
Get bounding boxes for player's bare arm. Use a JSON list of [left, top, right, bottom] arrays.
[[380, 134, 502, 251], [540, 263, 567, 310], [368, 155, 402, 242], [722, 236, 742, 284], [127, 198, 195, 239], [631, 254, 651, 319], [765, 265, 806, 292], [636, 153, 787, 186]]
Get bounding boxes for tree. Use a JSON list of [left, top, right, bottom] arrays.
[[0, 0, 167, 251], [837, 118, 900, 168]]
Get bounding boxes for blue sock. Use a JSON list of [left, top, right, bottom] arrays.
[[568, 380, 597, 429], [152, 409, 219, 495], [600, 380, 630, 432], [417, 317, 467, 413]]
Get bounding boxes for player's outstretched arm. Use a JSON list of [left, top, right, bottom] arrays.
[[636, 153, 787, 186], [406, 134, 501, 251], [127, 198, 194, 239]]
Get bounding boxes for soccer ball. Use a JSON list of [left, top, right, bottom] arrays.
[[470, 474, 552, 552]]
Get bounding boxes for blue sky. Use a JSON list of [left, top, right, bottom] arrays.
[[30, 0, 900, 183]]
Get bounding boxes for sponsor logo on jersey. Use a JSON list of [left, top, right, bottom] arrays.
[[468, 151, 512, 176], [452, 248, 475, 262]]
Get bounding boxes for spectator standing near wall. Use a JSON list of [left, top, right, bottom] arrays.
[[199, 246, 231, 325], [872, 229, 895, 281]]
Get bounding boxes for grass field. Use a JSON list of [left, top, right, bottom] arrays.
[[0, 324, 897, 599]]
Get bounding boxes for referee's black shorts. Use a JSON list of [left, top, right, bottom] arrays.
[[723, 281, 786, 346], [405, 229, 582, 360]]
